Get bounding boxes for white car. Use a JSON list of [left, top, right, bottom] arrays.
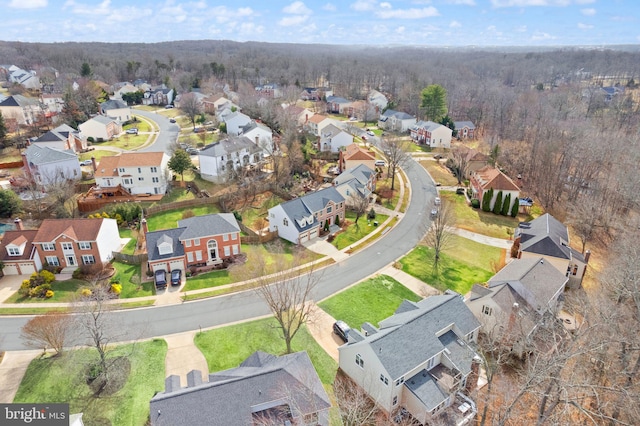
[[374, 160, 386, 167], [434, 197, 441, 205], [80, 159, 93, 166], [367, 130, 375, 136], [126, 128, 138, 134]]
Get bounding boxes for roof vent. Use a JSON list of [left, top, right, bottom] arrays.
[[540, 259, 544, 264]]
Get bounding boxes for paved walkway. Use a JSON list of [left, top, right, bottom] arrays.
[[163, 331, 209, 386], [378, 265, 440, 298], [451, 228, 513, 250], [0, 350, 42, 403], [307, 304, 341, 362]]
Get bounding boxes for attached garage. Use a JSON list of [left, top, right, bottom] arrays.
[[2, 262, 36, 275], [299, 232, 309, 244], [2, 263, 19, 275], [168, 259, 185, 272], [18, 262, 36, 275]]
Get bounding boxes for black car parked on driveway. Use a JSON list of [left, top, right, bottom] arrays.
[[155, 269, 167, 290], [333, 320, 351, 343]]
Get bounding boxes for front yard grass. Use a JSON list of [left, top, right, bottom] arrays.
[[441, 191, 520, 239], [92, 133, 148, 151], [78, 149, 119, 162], [4, 279, 87, 304], [332, 211, 389, 250], [398, 237, 503, 294], [419, 159, 459, 186], [182, 269, 233, 291], [123, 115, 152, 132], [146, 204, 220, 231], [194, 318, 338, 385], [13, 339, 167, 426], [112, 261, 154, 298], [318, 274, 421, 329]]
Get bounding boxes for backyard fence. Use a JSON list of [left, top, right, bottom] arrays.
[[112, 252, 147, 265]]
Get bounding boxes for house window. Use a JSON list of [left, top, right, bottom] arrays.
[[185, 240, 192, 247], [303, 413, 318, 425], [572, 265, 578, 276], [223, 233, 229, 241], [283, 218, 289, 226], [232, 233, 237, 240], [466, 332, 474, 342], [327, 206, 333, 214], [119, 168, 125, 173], [427, 356, 435, 370], [224, 246, 230, 257], [82, 255, 95, 265], [61, 242, 73, 251], [138, 177, 144, 181], [45, 256, 59, 266], [393, 396, 398, 406], [8, 247, 20, 256], [482, 305, 493, 316], [208, 240, 218, 260], [355, 354, 364, 368], [380, 374, 389, 385], [138, 167, 142, 173], [195, 251, 203, 261], [187, 252, 194, 262], [42, 243, 55, 251], [78, 242, 91, 250], [194, 238, 200, 246], [151, 167, 157, 173], [395, 377, 405, 387], [152, 177, 159, 183], [232, 244, 239, 255], [123, 178, 132, 185]]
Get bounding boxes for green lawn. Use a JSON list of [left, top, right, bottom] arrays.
[[194, 318, 338, 385], [91, 133, 149, 151], [123, 115, 152, 132], [146, 204, 220, 231], [119, 228, 137, 255], [332, 211, 389, 250], [405, 142, 432, 153], [112, 261, 154, 298], [441, 191, 520, 238], [398, 242, 500, 294], [13, 339, 167, 426], [319, 275, 421, 329], [78, 149, 119, 162], [4, 278, 87, 304], [419, 160, 459, 186], [182, 269, 233, 291], [238, 194, 285, 229], [157, 186, 197, 204]]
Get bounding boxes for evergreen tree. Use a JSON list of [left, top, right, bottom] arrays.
[[482, 188, 493, 212], [502, 193, 512, 216], [80, 62, 92, 77], [493, 191, 503, 214], [168, 149, 193, 181], [420, 84, 448, 122], [0, 111, 7, 147], [510, 198, 520, 217]]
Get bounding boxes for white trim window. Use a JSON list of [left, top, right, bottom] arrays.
[[45, 256, 60, 266], [61, 242, 73, 251], [7, 247, 20, 256], [187, 252, 194, 263], [223, 233, 229, 241], [185, 240, 192, 247], [78, 242, 91, 250], [82, 255, 96, 265], [224, 246, 230, 257], [42, 243, 55, 251], [195, 250, 203, 261], [355, 354, 364, 368], [232, 244, 239, 255]]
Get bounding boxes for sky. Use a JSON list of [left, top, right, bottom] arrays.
[[2, 0, 639, 47]]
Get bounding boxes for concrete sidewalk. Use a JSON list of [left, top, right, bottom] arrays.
[[163, 331, 209, 386], [0, 350, 42, 403], [451, 228, 513, 250], [379, 265, 440, 298]]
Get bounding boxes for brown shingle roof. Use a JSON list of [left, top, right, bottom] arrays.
[[475, 166, 520, 191], [0, 230, 38, 261], [343, 144, 375, 161], [33, 218, 106, 243], [95, 152, 164, 178], [308, 114, 328, 124]]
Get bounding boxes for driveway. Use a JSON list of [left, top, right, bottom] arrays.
[[0, 275, 27, 303], [0, 350, 42, 403], [164, 331, 209, 385], [307, 304, 342, 362]]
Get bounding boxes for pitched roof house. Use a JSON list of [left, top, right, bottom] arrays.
[[334, 164, 377, 203], [410, 121, 453, 148], [31, 124, 87, 153], [470, 166, 520, 212], [223, 111, 252, 136], [0, 95, 43, 126], [198, 136, 265, 183], [338, 294, 481, 425], [94, 152, 171, 196], [100, 99, 132, 122], [453, 121, 476, 139], [268, 187, 345, 244], [22, 144, 81, 187], [149, 351, 331, 426], [240, 120, 273, 152], [0, 220, 42, 275], [318, 124, 353, 153], [78, 115, 122, 141], [326, 95, 352, 114], [368, 89, 388, 111], [378, 109, 416, 133], [339, 143, 376, 172], [466, 257, 568, 356], [514, 213, 589, 289]]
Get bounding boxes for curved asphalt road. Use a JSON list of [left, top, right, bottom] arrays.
[[0, 126, 438, 351], [136, 109, 181, 153]]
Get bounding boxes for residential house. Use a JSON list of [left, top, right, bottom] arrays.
[[300, 87, 332, 101], [0, 95, 42, 126], [254, 83, 282, 98], [326, 96, 352, 114], [223, 111, 252, 136], [454, 146, 489, 178], [113, 83, 139, 100], [339, 143, 376, 173], [202, 95, 239, 117], [40, 93, 65, 115], [143, 85, 174, 106], [31, 124, 87, 153], [368, 89, 388, 111], [268, 186, 345, 244], [240, 120, 274, 152], [145, 213, 241, 275], [334, 164, 376, 204], [78, 115, 122, 141], [410, 121, 453, 148], [0, 220, 41, 275], [466, 257, 568, 356], [8, 66, 40, 90], [198, 136, 265, 183], [94, 152, 171, 196], [513, 213, 590, 289], [100, 99, 132, 122], [318, 124, 353, 153], [305, 114, 333, 137], [149, 351, 331, 426], [378, 110, 417, 133], [22, 144, 81, 186], [338, 294, 481, 425], [175, 91, 207, 109], [453, 121, 476, 139], [281, 104, 314, 127], [470, 166, 520, 212], [33, 218, 120, 271]]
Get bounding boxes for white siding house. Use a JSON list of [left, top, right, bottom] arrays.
[[198, 136, 265, 183], [94, 152, 171, 195]]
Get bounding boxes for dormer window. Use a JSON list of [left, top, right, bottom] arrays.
[[7, 247, 20, 256]]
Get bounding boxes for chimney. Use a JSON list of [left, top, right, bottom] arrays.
[[14, 218, 23, 230], [141, 218, 148, 235], [186, 370, 203, 387], [91, 156, 97, 172], [255, 136, 259, 146], [164, 375, 181, 393], [465, 355, 482, 394], [584, 250, 591, 263]]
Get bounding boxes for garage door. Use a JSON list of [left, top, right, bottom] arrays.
[[299, 233, 309, 244], [2, 264, 18, 275], [169, 259, 184, 271], [18, 263, 36, 275], [151, 262, 169, 273]]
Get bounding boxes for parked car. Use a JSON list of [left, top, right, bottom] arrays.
[[456, 187, 465, 195], [79, 159, 93, 166], [434, 196, 441, 205], [169, 118, 176, 123], [126, 128, 138, 134], [165, 104, 174, 109], [155, 269, 167, 290], [333, 320, 351, 343], [171, 269, 182, 286], [186, 147, 199, 155], [375, 160, 386, 167], [367, 130, 375, 136], [431, 208, 438, 218], [193, 127, 204, 133]]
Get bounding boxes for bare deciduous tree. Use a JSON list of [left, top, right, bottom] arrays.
[[180, 92, 203, 130], [21, 311, 73, 355], [424, 198, 455, 275], [380, 136, 411, 190], [333, 373, 379, 426], [349, 192, 370, 230]]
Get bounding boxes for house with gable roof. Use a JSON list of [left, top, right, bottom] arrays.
[[470, 166, 520, 212], [410, 121, 453, 148], [240, 120, 274, 152], [198, 136, 265, 183], [223, 111, 252, 136], [466, 257, 568, 356], [513, 213, 589, 289], [0, 95, 43, 126], [8, 66, 40, 90], [0, 219, 41, 275], [31, 124, 87, 153], [149, 351, 331, 426], [378, 109, 417, 133], [113, 83, 139, 100], [326, 95, 352, 114], [318, 123, 353, 153], [338, 294, 481, 425], [100, 99, 132, 122], [78, 115, 122, 141], [334, 164, 376, 204], [33, 218, 120, 272], [40, 93, 65, 115], [305, 114, 334, 137], [368, 89, 388, 111], [268, 187, 345, 244], [22, 144, 81, 187], [143, 85, 174, 106], [453, 121, 476, 140], [339, 143, 376, 172], [94, 152, 171, 196]]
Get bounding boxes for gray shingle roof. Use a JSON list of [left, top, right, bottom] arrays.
[[335, 164, 374, 187], [100, 99, 128, 110], [453, 121, 475, 130], [404, 369, 447, 412], [149, 351, 330, 426], [516, 213, 571, 259], [300, 186, 344, 213], [279, 197, 319, 233], [24, 144, 76, 165], [90, 115, 116, 125], [177, 213, 240, 240], [146, 227, 186, 261], [0, 94, 39, 107], [198, 136, 263, 158], [381, 109, 414, 120], [347, 294, 480, 380], [34, 124, 79, 143]]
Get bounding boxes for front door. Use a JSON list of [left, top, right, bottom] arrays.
[[66, 255, 76, 266]]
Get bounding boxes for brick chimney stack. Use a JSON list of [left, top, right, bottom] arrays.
[[14, 218, 23, 230], [91, 156, 97, 172], [141, 218, 148, 235]]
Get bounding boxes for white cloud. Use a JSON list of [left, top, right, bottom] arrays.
[[65, 0, 112, 15], [515, 25, 527, 32], [283, 1, 311, 15], [8, 0, 47, 8], [323, 3, 336, 11], [238, 22, 265, 36], [531, 31, 556, 40], [396, 26, 406, 34], [376, 7, 439, 19], [444, 0, 476, 5], [449, 20, 462, 28], [577, 22, 593, 29], [278, 15, 309, 26], [581, 8, 596, 16], [380, 2, 392, 8], [491, 0, 594, 7], [351, 0, 376, 12]]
